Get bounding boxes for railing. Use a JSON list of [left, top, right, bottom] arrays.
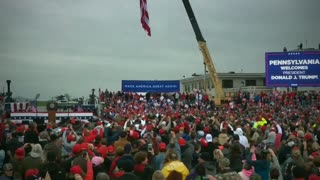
[[223, 86, 273, 94], [206, 86, 273, 97]]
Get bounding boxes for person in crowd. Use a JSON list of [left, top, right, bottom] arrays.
[[187, 152, 215, 180], [154, 142, 166, 170], [246, 145, 271, 180], [114, 131, 130, 150], [292, 165, 306, 180], [116, 155, 139, 180], [281, 147, 304, 180], [39, 151, 65, 179], [0, 143, 5, 170], [62, 128, 79, 156], [213, 149, 224, 174], [69, 165, 86, 180], [191, 143, 201, 168], [39, 128, 50, 148], [3, 90, 320, 180], [179, 136, 194, 170], [166, 170, 183, 180], [102, 145, 115, 173], [23, 122, 39, 144], [214, 157, 242, 180], [238, 162, 255, 180], [11, 147, 25, 179], [5, 132, 22, 161], [91, 156, 105, 179], [21, 144, 43, 178], [218, 129, 229, 146], [109, 146, 125, 179], [161, 149, 189, 179], [152, 170, 164, 180], [0, 163, 13, 180], [229, 142, 244, 172], [96, 172, 110, 180], [133, 151, 154, 180], [44, 134, 62, 162]]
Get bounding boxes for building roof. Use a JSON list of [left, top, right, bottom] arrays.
[[289, 48, 320, 52], [180, 72, 265, 82]]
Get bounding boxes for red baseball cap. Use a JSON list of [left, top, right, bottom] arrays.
[[25, 169, 39, 179], [173, 126, 180, 133], [200, 138, 208, 148], [132, 131, 139, 140], [204, 127, 210, 134], [98, 145, 108, 158], [178, 138, 186, 146], [147, 125, 153, 131], [15, 148, 25, 160], [67, 134, 76, 142], [305, 133, 313, 141], [107, 145, 115, 154], [80, 143, 88, 150], [71, 118, 76, 124], [159, 142, 166, 151], [16, 126, 24, 133], [70, 165, 83, 175], [195, 118, 201, 124], [159, 129, 166, 135], [72, 144, 82, 155]]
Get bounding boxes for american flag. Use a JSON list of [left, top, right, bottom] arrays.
[[10, 102, 30, 112], [140, 0, 151, 36]]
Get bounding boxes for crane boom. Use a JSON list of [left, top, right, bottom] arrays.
[[182, 0, 224, 105]]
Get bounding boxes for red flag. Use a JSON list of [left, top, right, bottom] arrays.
[[140, 0, 151, 36]]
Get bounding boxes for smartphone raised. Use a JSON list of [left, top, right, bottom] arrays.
[[147, 143, 153, 152]]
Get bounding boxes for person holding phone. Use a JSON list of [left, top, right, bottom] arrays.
[[133, 151, 155, 180]]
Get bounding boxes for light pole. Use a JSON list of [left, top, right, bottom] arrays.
[[35, 93, 40, 120], [65, 94, 70, 119], [204, 63, 206, 92]]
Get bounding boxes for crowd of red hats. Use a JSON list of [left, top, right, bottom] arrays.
[[0, 90, 320, 180]]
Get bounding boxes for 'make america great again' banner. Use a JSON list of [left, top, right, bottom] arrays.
[[122, 80, 180, 92]]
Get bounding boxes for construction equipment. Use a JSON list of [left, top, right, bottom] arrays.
[[182, 0, 224, 106]]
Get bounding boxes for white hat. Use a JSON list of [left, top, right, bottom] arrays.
[[30, 144, 42, 158], [197, 130, 205, 137], [234, 128, 243, 136], [206, 134, 213, 142]]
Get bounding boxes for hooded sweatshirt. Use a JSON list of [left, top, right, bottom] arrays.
[[161, 160, 189, 179]]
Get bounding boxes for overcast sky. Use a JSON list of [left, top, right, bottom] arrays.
[[0, 0, 319, 100]]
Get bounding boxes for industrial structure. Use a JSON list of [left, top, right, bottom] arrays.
[[180, 72, 270, 96]]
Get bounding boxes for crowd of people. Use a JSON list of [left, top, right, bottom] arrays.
[[0, 89, 320, 180]]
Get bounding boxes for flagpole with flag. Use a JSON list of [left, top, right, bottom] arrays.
[[140, 0, 151, 36]]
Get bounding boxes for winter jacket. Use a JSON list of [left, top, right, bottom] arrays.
[[214, 169, 242, 180], [161, 160, 189, 180]]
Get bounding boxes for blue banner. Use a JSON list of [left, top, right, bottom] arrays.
[[265, 51, 320, 87], [122, 80, 180, 92]]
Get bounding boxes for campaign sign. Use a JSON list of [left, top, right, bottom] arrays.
[[265, 51, 320, 87], [122, 80, 180, 92]]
